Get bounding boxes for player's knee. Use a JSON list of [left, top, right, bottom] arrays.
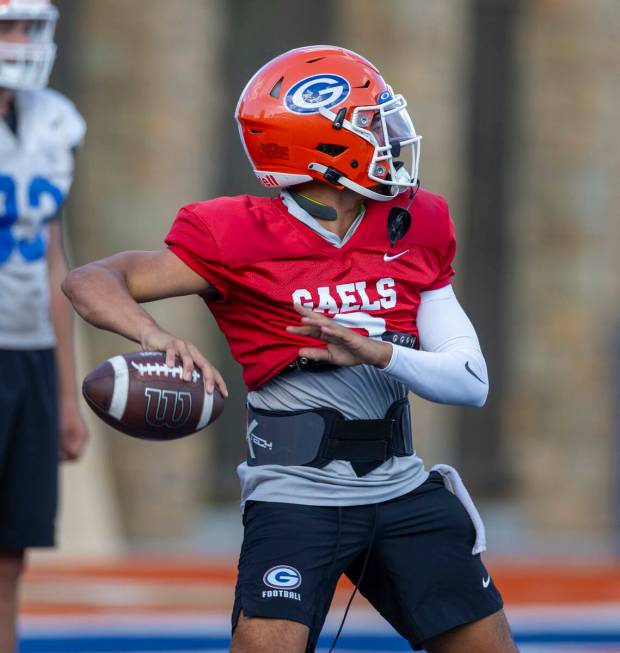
[[491, 609, 519, 651], [231, 611, 308, 653], [0, 551, 25, 589], [424, 609, 518, 653]]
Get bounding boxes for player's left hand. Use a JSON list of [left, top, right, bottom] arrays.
[[286, 305, 393, 368], [59, 400, 89, 462]]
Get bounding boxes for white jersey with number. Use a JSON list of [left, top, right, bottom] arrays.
[[0, 88, 85, 349]]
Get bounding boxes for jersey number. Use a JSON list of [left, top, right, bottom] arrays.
[[0, 175, 64, 264]]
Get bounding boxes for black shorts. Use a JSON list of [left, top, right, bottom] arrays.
[[232, 472, 503, 652], [0, 349, 59, 549]]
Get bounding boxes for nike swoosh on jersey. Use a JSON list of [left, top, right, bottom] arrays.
[[383, 249, 409, 262], [465, 361, 487, 384], [482, 575, 491, 588]]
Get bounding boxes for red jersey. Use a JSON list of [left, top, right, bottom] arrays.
[[165, 189, 455, 390]]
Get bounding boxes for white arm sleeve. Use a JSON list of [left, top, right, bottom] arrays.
[[379, 284, 489, 407]]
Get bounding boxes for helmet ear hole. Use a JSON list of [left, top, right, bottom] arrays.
[[316, 144, 348, 157]]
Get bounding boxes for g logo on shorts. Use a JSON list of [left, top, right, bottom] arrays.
[[285, 75, 350, 114], [263, 565, 302, 589]]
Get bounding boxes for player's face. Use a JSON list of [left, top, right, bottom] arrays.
[[0, 19, 44, 44]]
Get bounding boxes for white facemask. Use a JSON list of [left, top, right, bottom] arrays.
[[0, 2, 58, 91]]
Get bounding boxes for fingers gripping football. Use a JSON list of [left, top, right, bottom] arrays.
[[187, 342, 227, 396], [140, 327, 228, 397], [82, 351, 226, 441]]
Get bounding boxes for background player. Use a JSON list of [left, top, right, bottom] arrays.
[[63, 46, 517, 652], [0, 1, 87, 650]]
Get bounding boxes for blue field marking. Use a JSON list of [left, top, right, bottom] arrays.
[[516, 632, 620, 643], [20, 637, 229, 652], [18, 630, 620, 653]]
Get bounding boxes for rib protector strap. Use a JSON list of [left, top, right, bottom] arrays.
[[246, 398, 412, 476]]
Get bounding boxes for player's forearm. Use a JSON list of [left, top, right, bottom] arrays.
[[379, 284, 489, 407], [380, 341, 489, 407], [62, 263, 160, 343]]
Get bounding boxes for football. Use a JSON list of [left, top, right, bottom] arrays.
[[82, 351, 225, 440]]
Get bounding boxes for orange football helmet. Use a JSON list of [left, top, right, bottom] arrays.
[[236, 45, 421, 202]]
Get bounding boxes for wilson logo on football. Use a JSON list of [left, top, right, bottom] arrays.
[[144, 388, 193, 428], [285, 74, 350, 114]]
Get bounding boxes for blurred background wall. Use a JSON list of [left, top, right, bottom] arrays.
[[46, 0, 620, 557]]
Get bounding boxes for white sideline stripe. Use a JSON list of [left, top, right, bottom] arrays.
[[196, 390, 213, 430], [108, 355, 129, 419]]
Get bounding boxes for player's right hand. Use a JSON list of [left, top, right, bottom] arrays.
[[140, 327, 228, 397]]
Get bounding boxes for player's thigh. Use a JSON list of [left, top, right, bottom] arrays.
[[424, 609, 519, 653], [0, 350, 22, 473], [231, 609, 308, 653], [0, 350, 58, 549], [347, 472, 505, 650], [232, 500, 368, 653]]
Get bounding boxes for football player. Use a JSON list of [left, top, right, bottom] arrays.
[[63, 46, 517, 652], [0, 1, 87, 650]]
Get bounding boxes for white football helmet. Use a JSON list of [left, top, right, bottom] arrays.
[[0, 0, 57, 91]]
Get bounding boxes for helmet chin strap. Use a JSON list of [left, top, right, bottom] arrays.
[[307, 163, 401, 202], [288, 190, 338, 221]]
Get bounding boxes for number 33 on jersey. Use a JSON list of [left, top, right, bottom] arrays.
[[0, 88, 85, 263]]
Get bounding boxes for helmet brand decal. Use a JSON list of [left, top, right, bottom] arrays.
[[285, 74, 350, 114], [255, 172, 280, 188], [259, 142, 290, 160], [377, 90, 392, 104]]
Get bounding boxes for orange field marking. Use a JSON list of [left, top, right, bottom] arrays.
[[21, 558, 620, 617]]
